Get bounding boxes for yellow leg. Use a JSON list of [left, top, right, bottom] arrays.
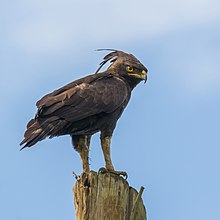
[[100, 136, 128, 178], [73, 135, 91, 173], [101, 136, 115, 171]]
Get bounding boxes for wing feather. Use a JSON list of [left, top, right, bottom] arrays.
[[36, 75, 128, 122]]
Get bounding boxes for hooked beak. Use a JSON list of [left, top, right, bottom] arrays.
[[141, 70, 147, 83], [127, 69, 147, 83]]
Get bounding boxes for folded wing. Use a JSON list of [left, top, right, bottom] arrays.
[[36, 76, 128, 121]]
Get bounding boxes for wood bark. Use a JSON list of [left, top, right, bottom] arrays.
[[73, 171, 147, 220]]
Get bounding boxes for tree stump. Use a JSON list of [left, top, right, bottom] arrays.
[[73, 171, 147, 220]]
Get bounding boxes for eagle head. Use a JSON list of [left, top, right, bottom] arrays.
[[95, 49, 148, 84]]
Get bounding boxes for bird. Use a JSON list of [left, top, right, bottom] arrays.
[[20, 49, 148, 177]]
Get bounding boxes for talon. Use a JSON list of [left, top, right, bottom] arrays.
[[118, 171, 128, 179], [109, 170, 128, 179], [98, 168, 128, 179], [98, 167, 107, 174]]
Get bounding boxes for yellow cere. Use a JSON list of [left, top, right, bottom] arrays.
[[141, 70, 147, 75]]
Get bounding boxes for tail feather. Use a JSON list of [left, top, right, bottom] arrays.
[[20, 117, 68, 150], [20, 119, 45, 149]]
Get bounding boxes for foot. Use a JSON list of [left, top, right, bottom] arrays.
[[98, 167, 128, 179]]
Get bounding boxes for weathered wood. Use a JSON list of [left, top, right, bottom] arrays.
[[73, 171, 147, 220]]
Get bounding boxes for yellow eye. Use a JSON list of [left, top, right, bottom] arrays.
[[126, 66, 134, 73]]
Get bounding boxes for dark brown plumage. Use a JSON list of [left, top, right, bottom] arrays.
[[20, 49, 148, 176]]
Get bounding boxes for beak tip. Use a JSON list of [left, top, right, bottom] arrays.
[[144, 75, 147, 83], [141, 70, 147, 83]]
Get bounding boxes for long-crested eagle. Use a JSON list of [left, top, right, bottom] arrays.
[[20, 49, 148, 177]]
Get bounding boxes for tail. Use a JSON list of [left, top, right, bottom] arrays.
[[20, 117, 67, 150], [20, 119, 48, 150]]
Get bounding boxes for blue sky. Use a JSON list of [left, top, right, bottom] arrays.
[[1, 0, 220, 219]]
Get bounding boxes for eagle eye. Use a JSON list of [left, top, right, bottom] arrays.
[[126, 66, 134, 73]]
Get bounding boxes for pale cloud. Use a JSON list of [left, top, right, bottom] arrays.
[[12, 21, 75, 52], [183, 54, 220, 95], [6, 0, 219, 52], [168, 33, 220, 96], [2, 0, 219, 97]]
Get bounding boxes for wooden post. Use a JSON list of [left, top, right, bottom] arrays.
[[73, 171, 147, 220]]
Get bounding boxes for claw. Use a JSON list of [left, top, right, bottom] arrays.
[[98, 167, 107, 174], [98, 167, 128, 179]]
